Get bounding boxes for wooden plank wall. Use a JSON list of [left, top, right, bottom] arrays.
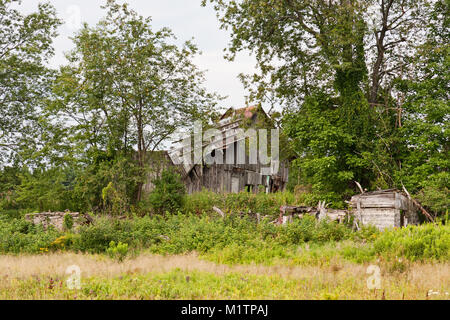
[[350, 191, 420, 230], [184, 161, 289, 194]]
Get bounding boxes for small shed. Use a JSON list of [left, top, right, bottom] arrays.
[[350, 189, 420, 230]]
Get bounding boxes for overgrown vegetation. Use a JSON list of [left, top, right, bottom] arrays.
[[0, 0, 447, 301], [146, 170, 186, 215], [1, 212, 448, 265], [1, 0, 447, 219]]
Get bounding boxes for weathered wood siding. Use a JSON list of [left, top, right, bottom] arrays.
[[183, 161, 289, 194], [355, 208, 400, 230], [142, 151, 177, 194], [350, 190, 420, 230]]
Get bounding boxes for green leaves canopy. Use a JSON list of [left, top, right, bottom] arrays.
[[0, 0, 61, 164]]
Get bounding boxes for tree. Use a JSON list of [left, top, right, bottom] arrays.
[[0, 0, 61, 164], [51, 0, 220, 202], [395, 0, 449, 215], [203, 0, 430, 106], [203, 0, 438, 202]]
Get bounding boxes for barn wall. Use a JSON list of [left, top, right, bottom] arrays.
[[183, 162, 289, 194], [142, 151, 183, 195]]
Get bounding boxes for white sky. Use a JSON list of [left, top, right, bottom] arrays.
[[20, 0, 259, 112]]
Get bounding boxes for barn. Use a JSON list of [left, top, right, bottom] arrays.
[[143, 106, 290, 194]]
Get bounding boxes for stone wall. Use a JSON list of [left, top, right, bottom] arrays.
[[25, 212, 88, 231]]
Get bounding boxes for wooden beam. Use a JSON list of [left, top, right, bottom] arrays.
[[213, 206, 225, 218], [402, 184, 434, 223], [355, 181, 364, 194]]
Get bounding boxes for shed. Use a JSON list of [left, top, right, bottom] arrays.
[[350, 189, 420, 230]]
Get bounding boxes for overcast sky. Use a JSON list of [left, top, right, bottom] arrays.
[[20, 0, 259, 112]]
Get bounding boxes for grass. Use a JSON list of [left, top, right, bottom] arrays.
[[0, 253, 448, 300], [1, 197, 449, 300]]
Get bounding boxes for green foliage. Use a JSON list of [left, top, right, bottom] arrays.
[[351, 225, 380, 243], [0, 217, 61, 254], [203, 0, 447, 213], [73, 154, 141, 214], [0, 166, 21, 210], [13, 167, 75, 212], [147, 170, 186, 215], [74, 217, 128, 253], [63, 214, 74, 231], [106, 241, 129, 262], [372, 223, 450, 262], [102, 182, 128, 216], [0, 211, 448, 264], [50, 0, 220, 203], [0, 0, 61, 163], [282, 89, 377, 204], [393, 0, 449, 216], [183, 189, 300, 216]]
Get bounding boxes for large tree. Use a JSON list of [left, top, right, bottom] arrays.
[[51, 0, 220, 202], [203, 0, 430, 105], [395, 0, 449, 215], [203, 0, 440, 203], [0, 0, 61, 165]]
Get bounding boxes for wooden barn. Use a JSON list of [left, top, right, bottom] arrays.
[[143, 106, 289, 194], [350, 189, 420, 230]]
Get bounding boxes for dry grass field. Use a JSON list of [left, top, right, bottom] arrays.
[[0, 253, 448, 300]]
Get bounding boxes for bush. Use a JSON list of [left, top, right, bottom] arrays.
[[106, 241, 129, 262], [147, 169, 186, 215], [0, 217, 62, 254], [63, 214, 74, 231], [351, 224, 380, 242], [373, 223, 450, 262], [0, 210, 448, 265], [74, 217, 131, 253], [183, 190, 299, 217]]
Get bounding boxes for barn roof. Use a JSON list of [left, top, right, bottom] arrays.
[[168, 105, 273, 176]]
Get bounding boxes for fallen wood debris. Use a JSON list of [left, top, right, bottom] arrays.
[[355, 181, 365, 194], [211, 187, 429, 230], [212, 206, 225, 218], [278, 203, 347, 225]]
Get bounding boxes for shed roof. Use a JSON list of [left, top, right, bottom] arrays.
[[350, 189, 413, 210]]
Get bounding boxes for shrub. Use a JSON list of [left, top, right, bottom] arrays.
[[373, 223, 450, 261], [0, 209, 448, 265], [106, 241, 129, 262], [0, 217, 62, 254], [63, 214, 74, 231], [183, 190, 299, 217], [352, 225, 380, 243], [74, 217, 130, 253], [147, 169, 186, 215], [101, 182, 129, 216]]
